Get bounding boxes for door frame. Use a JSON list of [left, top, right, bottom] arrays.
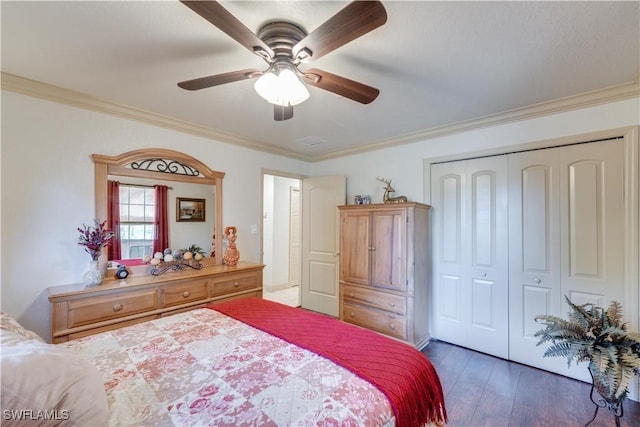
[[260, 169, 306, 297], [423, 125, 639, 400]]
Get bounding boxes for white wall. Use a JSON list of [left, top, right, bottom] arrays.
[[2, 88, 638, 343], [0, 90, 309, 340], [312, 97, 640, 205]]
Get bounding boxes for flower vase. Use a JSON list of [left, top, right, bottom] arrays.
[[83, 260, 103, 287]]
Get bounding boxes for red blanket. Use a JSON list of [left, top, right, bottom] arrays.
[[208, 298, 447, 427]]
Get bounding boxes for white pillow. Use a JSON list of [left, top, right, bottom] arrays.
[[0, 311, 44, 342], [0, 330, 109, 426]]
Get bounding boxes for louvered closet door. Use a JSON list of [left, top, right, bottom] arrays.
[[508, 138, 625, 381], [431, 156, 509, 358]]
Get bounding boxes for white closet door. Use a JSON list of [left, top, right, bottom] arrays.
[[431, 161, 467, 344], [508, 148, 562, 370], [465, 156, 509, 358], [509, 138, 625, 381], [431, 156, 509, 358]]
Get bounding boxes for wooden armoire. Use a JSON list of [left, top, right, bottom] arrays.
[[338, 202, 431, 348]]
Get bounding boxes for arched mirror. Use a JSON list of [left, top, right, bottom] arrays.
[[93, 149, 224, 266]]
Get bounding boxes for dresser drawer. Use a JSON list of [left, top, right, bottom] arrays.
[[342, 284, 407, 315], [210, 271, 260, 297], [342, 302, 407, 340], [66, 315, 158, 342], [160, 280, 207, 307], [67, 290, 157, 328]]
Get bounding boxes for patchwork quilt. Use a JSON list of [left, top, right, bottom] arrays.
[[61, 308, 395, 426]]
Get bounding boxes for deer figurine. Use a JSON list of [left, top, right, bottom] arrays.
[[376, 177, 407, 204]]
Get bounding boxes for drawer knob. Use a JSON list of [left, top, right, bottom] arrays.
[[389, 302, 396, 307], [534, 278, 542, 283], [183, 291, 191, 298], [350, 312, 355, 318], [349, 292, 355, 298], [390, 324, 396, 330], [112, 303, 123, 312], [233, 281, 239, 287]]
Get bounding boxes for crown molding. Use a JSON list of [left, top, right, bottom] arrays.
[[0, 72, 311, 162], [312, 75, 640, 162], [2, 72, 638, 163]]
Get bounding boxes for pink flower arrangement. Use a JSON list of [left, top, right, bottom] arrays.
[[77, 219, 115, 261]]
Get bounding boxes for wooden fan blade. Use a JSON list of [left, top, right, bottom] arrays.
[[274, 105, 294, 121], [292, 1, 387, 63], [181, 1, 274, 60], [302, 68, 379, 104], [178, 69, 262, 90]]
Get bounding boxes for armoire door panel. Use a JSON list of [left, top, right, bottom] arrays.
[[340, 212, 370, 285], [371, 210, 406, 291]]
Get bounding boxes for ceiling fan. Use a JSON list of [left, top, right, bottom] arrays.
[[177, 0, 387, 121]]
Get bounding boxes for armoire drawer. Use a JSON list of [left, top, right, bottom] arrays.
[[67, 290, 158, 328], [210, 271, 260, 296], [160, 280, 207, 307], [342, 284, 407, 315], [342, 302, 407, 340]]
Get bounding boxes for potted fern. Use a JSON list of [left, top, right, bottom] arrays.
[[535, 296, 640, 425]]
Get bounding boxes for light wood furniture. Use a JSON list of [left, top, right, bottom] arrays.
[[48, 261, 264, 343], [338, 202, 431, 349]]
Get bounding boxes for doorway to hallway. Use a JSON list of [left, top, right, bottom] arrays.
[[262, 172, 301, 307]]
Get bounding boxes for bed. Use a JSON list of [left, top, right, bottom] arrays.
[[1, 298, 447, 426]]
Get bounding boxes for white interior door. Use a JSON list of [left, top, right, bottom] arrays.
[[508, 148, 562, 370], [431, 161, 467, 344], [301, 176, 346, 316], [465, 156, 509, 358], [431, 156, 509, 358], [509, 138, 625, 381]]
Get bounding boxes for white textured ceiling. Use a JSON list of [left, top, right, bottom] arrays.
[[2, 1, 639, 160]]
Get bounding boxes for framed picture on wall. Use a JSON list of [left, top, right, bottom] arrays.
[[177, 198, 205, 222]]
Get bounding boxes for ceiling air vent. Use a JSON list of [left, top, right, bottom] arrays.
[[296, 136, 327, 147]]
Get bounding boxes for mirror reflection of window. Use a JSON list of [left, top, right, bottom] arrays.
[[119, 185, 155, 259]]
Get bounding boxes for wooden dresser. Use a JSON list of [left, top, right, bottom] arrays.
[[338, 203, 431, 349], [48, 261, 264, 343]]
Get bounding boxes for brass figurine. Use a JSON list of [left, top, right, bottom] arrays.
[[376, 177, 407, 203]]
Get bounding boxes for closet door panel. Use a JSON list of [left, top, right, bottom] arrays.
[[465, 156, 509, 358], [560, 139, 625, 304], [508, 150, 562, 368], [431, 163, 467, 344]]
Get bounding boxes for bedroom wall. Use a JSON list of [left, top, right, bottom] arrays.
[[311, 97, 640, 205], [2, 88, 639, 343], [311, 99, 640, 304], [0, 90, 310, 340]]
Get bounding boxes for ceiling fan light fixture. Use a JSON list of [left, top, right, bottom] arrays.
[[254, 66, 310, 107]]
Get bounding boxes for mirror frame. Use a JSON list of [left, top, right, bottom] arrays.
[[93, 148, 224, 265]]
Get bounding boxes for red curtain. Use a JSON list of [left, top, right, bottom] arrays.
[[154, 185, 169, 254], [107, 180, 122, 260]]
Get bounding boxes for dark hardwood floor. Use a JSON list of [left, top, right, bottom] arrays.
[[422, 340, 640, 427]]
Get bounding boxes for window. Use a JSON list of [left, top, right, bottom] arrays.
[[119, 185, 155, 259]]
